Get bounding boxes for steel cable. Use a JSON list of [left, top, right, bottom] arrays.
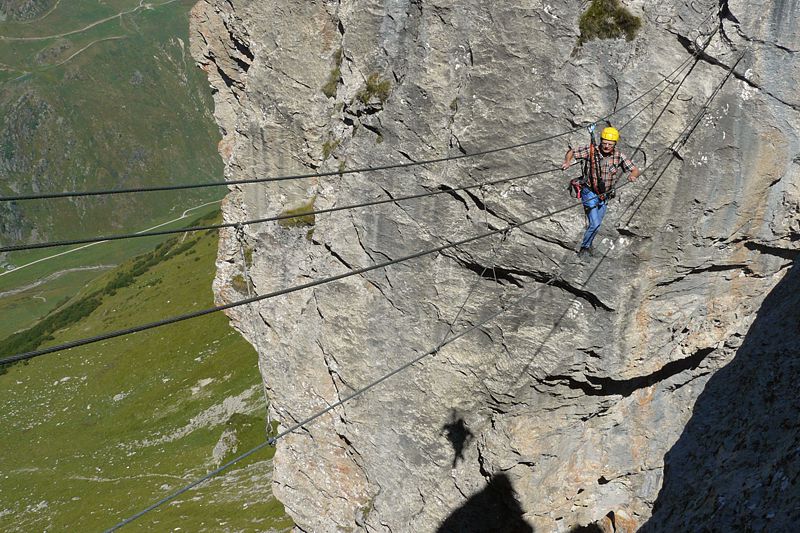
[[1, 33, 713, 204], [0, 167, 558, 253], [104, 43, 740, 533], [2, 45, 711, 255], [104, 120, 700, 530], [1, 50, 743, 369]]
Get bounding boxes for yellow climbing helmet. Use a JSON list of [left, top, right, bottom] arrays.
[[601, 127, 620, 143]]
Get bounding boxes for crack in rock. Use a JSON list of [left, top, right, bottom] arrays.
[[438, 184, 469, 210], [544, 346, 716, 397], [441, 251, 522, 287], [745, 241, 800, 261], [655, 262, 755, 286], [462, 187, 510, 223], [324, 242, 353, 269], [671, 30, 800, 111], [441, 252, 613, 310]]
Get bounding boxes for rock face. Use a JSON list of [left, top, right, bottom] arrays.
[[190, 0, 799, 531]]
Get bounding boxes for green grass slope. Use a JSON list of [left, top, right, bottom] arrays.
[[0, 200, 219, 341], [0, 0, 224, 249], [0, 0, 228, 363], [0, 213, 292, 532]]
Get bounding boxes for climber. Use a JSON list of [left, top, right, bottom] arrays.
[[561, 126, 640, 258]]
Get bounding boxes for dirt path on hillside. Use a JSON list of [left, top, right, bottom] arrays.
[[0, 265, 115, 298], [0, 0, 180, 41]]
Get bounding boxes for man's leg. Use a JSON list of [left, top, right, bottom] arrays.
[[581, 201, 607, 249]]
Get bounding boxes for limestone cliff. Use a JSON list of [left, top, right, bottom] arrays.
[[190, 0, 799, 531]]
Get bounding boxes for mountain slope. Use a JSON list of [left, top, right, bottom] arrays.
[[0, 213, 291, 532], [0, 0, 223, 252]]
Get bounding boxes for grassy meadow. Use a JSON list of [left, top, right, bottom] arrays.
[[0, 213, 292, 531], [0, 0, 229, 414]]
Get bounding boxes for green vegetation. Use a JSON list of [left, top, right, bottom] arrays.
[[0, 269, 103, 339], [231, 273, 253, 294], [0, 0, 224, 247], [0, 214, 292, 531], [578, 0, 642, 45], [0, 0, 58, 22], [356, 72, 391, 104], [322, 137, 340, 159], [0, 4, 291, 531], [0, 295, 101, 371], [0, 201, 220, 342], [321, 47, 343, 98], [0, 0, 225, 374], [278, 196, 317, 228], [104, 235, 198, 295], [0, 211, 209, 370]]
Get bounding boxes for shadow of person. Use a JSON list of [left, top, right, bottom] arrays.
[[640, 257, 800, 532], [437, 473, 534, 532], [441, 408, 474, 468]]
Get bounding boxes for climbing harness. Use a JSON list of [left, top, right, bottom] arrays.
[[566, 124, 611, 205], [568, 178, 583, 199], [586, 124, 610, 202]]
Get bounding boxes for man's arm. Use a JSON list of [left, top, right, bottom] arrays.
[[562, 145, 589, 170], [561, 149, 575, 170], [619, 152, 640, 182], [628, 165, 640, 182]]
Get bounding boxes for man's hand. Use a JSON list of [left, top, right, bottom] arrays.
[[628, 174, 637, 182], [561, 149, 574, 171]]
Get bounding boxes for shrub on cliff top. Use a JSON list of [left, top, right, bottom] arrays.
[[578, 0, 642, 45]]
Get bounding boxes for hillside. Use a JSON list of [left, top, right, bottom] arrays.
[[0, 0, 223, 251], [0, 213, 291, 531], [0, 0, 227, 372]]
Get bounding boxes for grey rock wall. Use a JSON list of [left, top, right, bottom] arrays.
[[190, 0, 799, 530]]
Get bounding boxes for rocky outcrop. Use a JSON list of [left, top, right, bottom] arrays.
[[191, 0, 799, 530], [0, 0, 56, 21]]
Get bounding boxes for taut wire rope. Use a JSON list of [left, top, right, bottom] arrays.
[[104, 42, 741, 530], [1, 15, 719, 205], [1, 48, 744, 368], [2, 47, 711, 255]]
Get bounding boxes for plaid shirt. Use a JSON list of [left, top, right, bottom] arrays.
[[573, 144, 636, 193]]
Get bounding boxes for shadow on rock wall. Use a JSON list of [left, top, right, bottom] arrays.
[[441, 408, 474, 468], [641, 259, 800, 532], [437, 473, 534, 533]]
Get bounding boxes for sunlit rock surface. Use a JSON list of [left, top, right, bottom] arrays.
[[191, 0, 799, 530]]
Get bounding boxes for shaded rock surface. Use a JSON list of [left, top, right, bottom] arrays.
[[190, 0, 799, 530]]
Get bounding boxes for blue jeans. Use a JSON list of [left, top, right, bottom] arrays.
[[581, 188, 607, 249]]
